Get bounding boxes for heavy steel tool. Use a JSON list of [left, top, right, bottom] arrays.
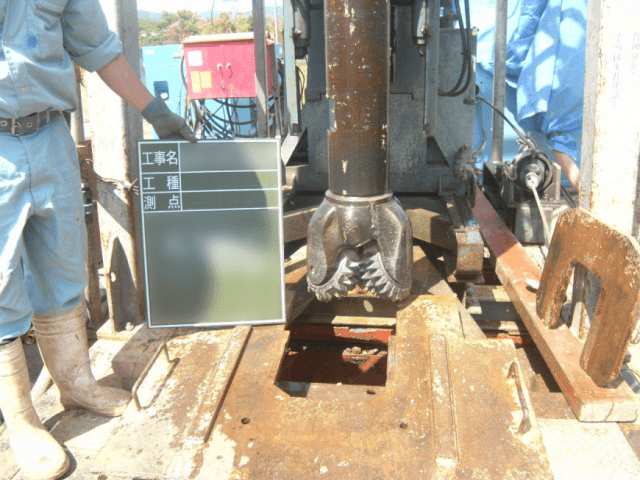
[[306, 0, 413, 302]]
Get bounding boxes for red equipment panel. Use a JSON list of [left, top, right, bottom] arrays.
[[182, 33, 274, 100]]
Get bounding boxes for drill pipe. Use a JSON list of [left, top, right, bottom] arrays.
[[326, 0, 389, 197], [307, 0, 412, 302]]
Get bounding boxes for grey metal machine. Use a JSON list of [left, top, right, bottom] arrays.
[[482, 141, 564, 245], [281, 0, 483, 301]]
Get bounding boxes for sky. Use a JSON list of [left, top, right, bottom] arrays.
[[136, 0, 278, 13]]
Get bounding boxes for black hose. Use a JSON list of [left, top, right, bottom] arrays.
[[476, 96, 534, 149], [438, 0, 473, 97]]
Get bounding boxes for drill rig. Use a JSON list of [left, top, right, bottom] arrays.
[[282, 0, 483, 297]]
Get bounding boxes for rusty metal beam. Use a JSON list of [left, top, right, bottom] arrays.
[[474, 189, 638, 421], [445, 197, 484, 277], [405, 208, 456, 251]]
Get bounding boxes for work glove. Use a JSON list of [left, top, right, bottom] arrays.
[[142, 96, 197, 143]]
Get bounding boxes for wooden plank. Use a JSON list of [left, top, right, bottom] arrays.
[[474, 189, 638, 422], [579, 0, 640, 234]]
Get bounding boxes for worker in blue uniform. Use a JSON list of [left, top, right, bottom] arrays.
[[0, 1, 195, 479], [473, 0, 586, 191]]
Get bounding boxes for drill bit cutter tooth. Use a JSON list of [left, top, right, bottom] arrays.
[[307, 193, 413, 303]]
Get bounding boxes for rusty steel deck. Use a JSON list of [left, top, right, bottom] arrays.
[[86, 253, 552, 479]]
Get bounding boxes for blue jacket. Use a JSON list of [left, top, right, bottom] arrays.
[[0, 0, 123, 118]]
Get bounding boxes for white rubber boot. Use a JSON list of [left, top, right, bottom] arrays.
[[0, 338, 70, 480], [32, 302, 131, 417]]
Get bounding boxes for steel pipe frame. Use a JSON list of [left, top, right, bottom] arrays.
[[491, 0, 508, 164], [86, 0, 145, 332], [253, 0, 271, 138]]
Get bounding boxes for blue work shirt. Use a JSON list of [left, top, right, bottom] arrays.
[[0, 0, 123, 118]]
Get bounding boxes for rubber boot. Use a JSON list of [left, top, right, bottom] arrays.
[[0, 338, 70, 480], [32, 302, 131, 417]]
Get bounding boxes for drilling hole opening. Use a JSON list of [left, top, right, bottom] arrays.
[[274, 324, 394, 398]]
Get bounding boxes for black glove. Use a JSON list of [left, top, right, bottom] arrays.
[[142, 96, 197, 143]]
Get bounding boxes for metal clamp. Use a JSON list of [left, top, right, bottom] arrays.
[[131, 341, 171, 411]]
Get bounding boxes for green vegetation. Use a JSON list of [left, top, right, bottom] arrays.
[[139, 10, 264, 46]]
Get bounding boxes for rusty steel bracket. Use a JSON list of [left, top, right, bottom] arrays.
[[445, 197, 484, 279], [405, 207, 457, 251], [474, 190, 638, 422], [537, 208, 640, 387], [403, 196, 484, 280]]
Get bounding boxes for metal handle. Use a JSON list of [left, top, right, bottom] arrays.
[[131, 341, 170, 411], [508, 362, 532, 435]]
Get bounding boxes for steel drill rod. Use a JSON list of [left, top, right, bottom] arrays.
[[325, 0, 390, 197]]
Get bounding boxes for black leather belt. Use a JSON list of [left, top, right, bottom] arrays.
[[0, 111, 62, 136]]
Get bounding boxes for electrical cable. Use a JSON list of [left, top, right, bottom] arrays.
[[438, 0, 473, 97], [213, 98, 255, 109], [526, 174, 552, 247], [296, 64, 306, 114], [476, 96, 536, 149], [473, 99, 487, 157], [203, 108, 257, 126], [438, 0, 468, 96]]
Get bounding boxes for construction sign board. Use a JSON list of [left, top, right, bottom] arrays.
[[138, 139, 285, 328]]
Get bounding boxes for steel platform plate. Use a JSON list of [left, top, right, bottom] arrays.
[[91, 296, 552, 479]]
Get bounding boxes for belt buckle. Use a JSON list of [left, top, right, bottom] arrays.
[[10, 119, 21, 136]]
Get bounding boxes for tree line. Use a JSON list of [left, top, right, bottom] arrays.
[[139, 10, 281, 46]]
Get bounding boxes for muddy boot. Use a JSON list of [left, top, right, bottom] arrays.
[[0, 338, 70, 480], [32, 302, 131, 417]]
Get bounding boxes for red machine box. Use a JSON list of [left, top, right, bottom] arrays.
[[182, 32, 274, 100]]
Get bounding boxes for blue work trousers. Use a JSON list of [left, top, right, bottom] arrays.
[[0, 115, 87, 342]]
